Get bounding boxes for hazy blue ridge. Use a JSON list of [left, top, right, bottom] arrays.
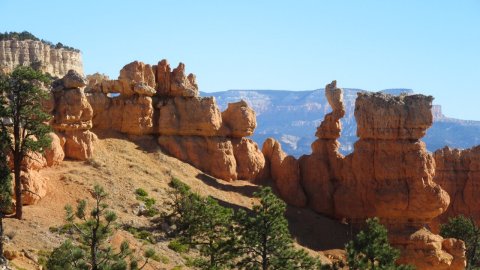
[[201, 89, 480, 157]]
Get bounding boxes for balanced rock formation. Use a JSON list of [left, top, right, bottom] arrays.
[[433, 146, 480, 229], [262, 82, 465, 269], [299, 81, 345, 215], [335, 92, 449, 224], [52, 70, 96, 160], [86, 60, 264, 181], [0, 39, 83, 77]]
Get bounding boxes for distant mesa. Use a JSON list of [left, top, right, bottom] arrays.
[[0, 31, 83, 77], [206, 88, 480, 157]]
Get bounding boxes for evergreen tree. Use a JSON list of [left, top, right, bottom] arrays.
[[166, 178, 237, 269], [235, 187, 320, 270], [47, 185, 155, 270], [440, 215, 480, 269], [0, 128, 12, 262], [0, 66, 52, 219], [346, 218, 414, 270], [184, 197, 236, 270]]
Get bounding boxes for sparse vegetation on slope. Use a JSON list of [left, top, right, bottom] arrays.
[[47, 184, 156, 270], [1, 133, 348, 269], [163, 180, 322, 270]]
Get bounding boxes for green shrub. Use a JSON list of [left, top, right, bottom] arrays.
[[168, 239, 189, 253], [135, 188, 148, 197], [346, 217, 414, 270], [440, 215, 480, 268]]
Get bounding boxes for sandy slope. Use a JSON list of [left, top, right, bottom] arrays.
[[4, 131, 349, 269]]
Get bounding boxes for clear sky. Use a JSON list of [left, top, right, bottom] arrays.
[[1, 0, 479, 120]]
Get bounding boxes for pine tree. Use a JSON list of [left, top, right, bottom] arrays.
[[166, 178, 237, 269], [0, 66, 52, 219], [47, 185, 155, 270], [440, 215, 480, 269], [185, 197, 236, 270], [235, 187, 320, 270], [0, 128, 13, 263], [346, 218, 414, 270]]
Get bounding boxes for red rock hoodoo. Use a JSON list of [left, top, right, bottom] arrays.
[[262, 81, 466, 270], [85, 60, 265, 181], [52, 70, 97, 161]]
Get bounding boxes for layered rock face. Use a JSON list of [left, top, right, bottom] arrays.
[[262, 82, 465, 269], [433, 146, 480, 228], [0, 40, 83, 77], [52, 70, 96, 160], [86, 60, 264, 181], [335, 92, 448, 224]]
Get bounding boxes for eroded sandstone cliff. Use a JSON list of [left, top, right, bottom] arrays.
[[85, 60, 265, 181], [0, 40, 83, 77], [262, 81, 466, 270], [433, 146, 480, 230]]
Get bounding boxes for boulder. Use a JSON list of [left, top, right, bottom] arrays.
[[62, 69, 87, 89], [392, 228, 466, 270], [133, 82, 156, 96], [52, 88, 93, 131], [44, 132, 66, 166], [232, 138, 265, 181], [85, 72, 110, 93], [158, 136, 237, 181], [157, 96, 222, 136], [121, 96, 154, 135], [22, 151, 47, 171], [63, 130, 96, 161], [20, 170, 47, 205], [119, 61, 156, 88], [170, 63, 198, 97], [314, 80, 345, 140], [221, 100, 257, 137], [355, 92, 433, 140]]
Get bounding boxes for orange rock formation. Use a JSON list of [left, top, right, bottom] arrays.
[[52, 70, 96, 160], [262, 81, 466, 270], [85, 60, 265, 181], [433, 146, 480, 229]]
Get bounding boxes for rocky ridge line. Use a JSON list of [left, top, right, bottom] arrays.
[[0, 39, 83, 77]]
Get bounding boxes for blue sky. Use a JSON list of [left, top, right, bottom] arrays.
[[1, 0, 479, 120]]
